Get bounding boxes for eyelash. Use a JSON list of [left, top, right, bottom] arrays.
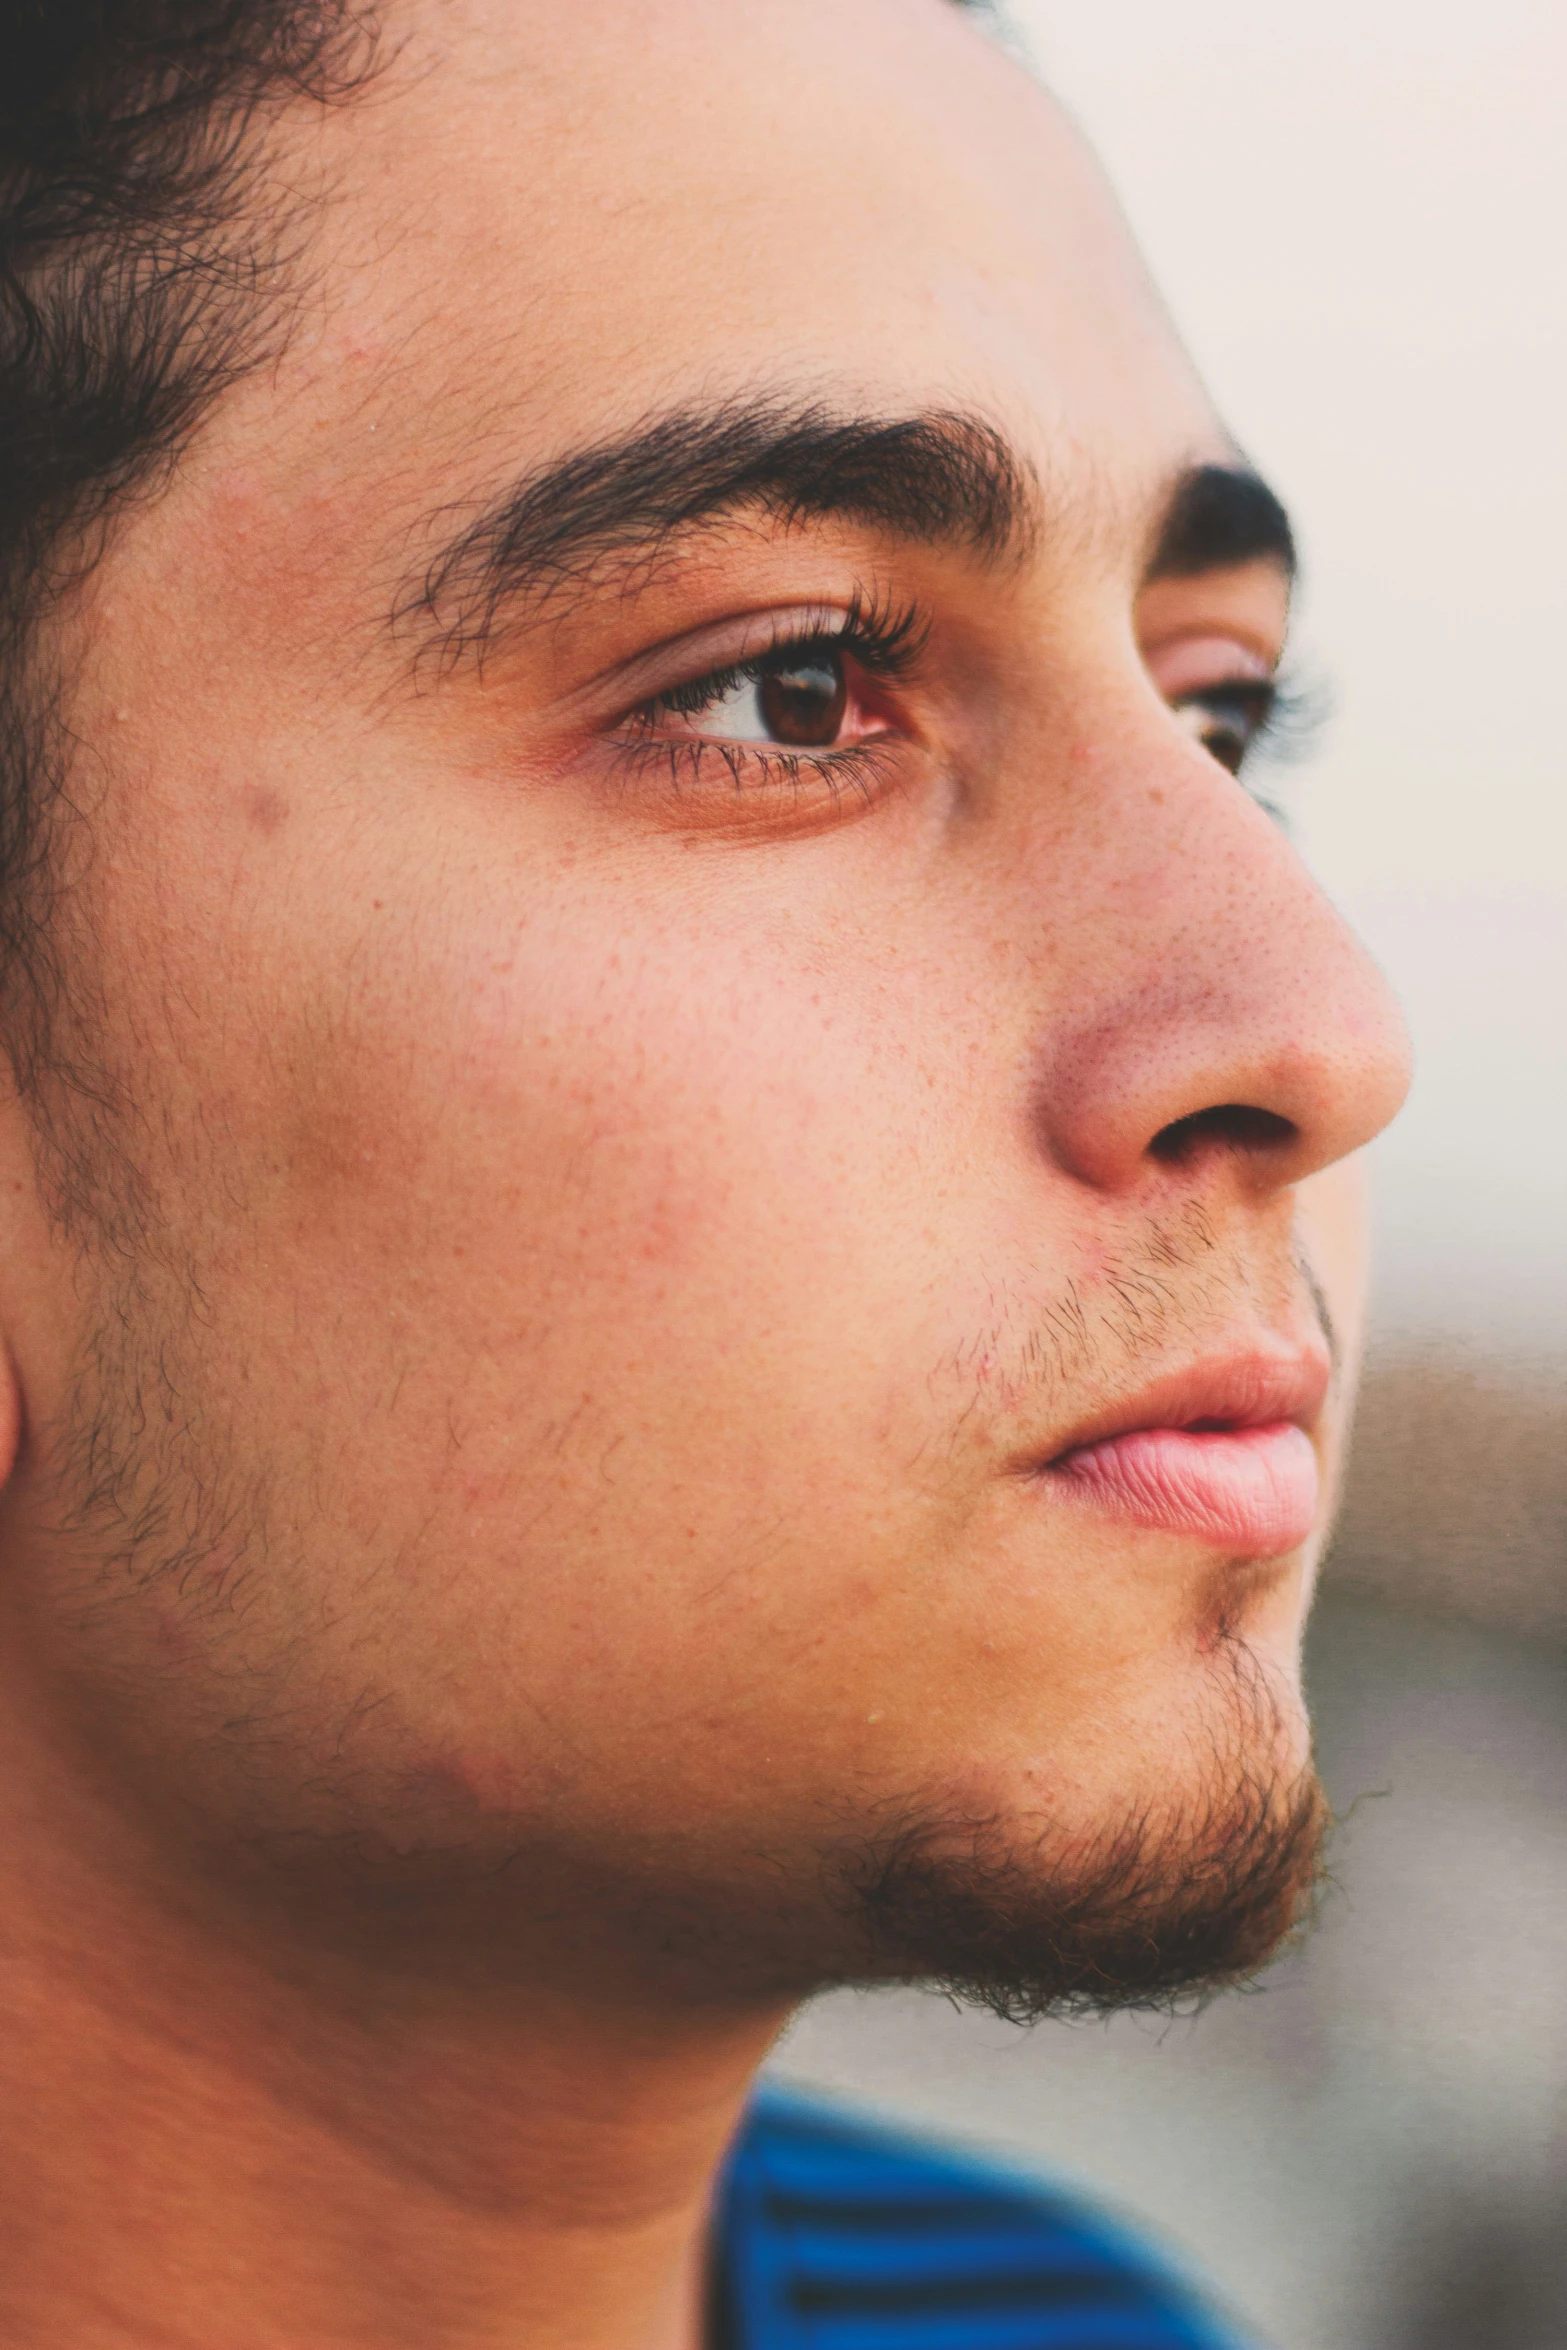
[[622, 589, 924, 801], [1251, 670, 1321, 761], [1180, 670, 1321, 823], [655, 585, 926, 712], [1177, 672, 1314, 746], [621, 599, 1319, 810]]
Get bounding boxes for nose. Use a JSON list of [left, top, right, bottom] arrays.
[[1029, 741, 1412, 1197]]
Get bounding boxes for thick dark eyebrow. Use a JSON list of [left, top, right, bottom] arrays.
[[400, 399, 1037, 668], [1145, 463, 1297, 585]]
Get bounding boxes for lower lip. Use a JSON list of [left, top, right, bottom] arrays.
[[1050, 1422, 1320, 1555]]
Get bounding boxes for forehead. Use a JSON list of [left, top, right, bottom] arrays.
[[264, 0, 1222, 534]]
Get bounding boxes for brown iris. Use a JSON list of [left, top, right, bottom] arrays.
[[1173, 680, 1275, 777], [757, 651, 848, 747]]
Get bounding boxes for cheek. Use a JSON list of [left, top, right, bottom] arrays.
[[246, 870, 963, 1549], [268, 884, 1002, 1796], [434, 898, 882, 1297]]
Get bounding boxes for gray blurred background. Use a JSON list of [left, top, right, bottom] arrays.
[[767, 4, 1567, 2343]]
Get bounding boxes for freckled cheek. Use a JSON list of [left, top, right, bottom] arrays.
[[275, 881, 989, 1526], [430, 925, 887, 1290]]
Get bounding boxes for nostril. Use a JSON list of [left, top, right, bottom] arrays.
[[1149, 1103, 1298, 1165]]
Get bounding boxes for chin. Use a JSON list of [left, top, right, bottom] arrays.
[[806, 1602, 1328, 2021]]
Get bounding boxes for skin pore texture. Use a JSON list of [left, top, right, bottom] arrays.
[[0, 1, 1410, 2344]]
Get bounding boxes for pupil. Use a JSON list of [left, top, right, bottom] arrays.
[[758, 653, 847, 748]]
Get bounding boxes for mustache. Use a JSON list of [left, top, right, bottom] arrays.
[[932, 1204, 1338, 1440]]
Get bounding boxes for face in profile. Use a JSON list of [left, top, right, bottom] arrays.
[[0, 0, 1409, 2016]]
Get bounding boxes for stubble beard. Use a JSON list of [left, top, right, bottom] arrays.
[[817, 1639, 1329, 2021], [29, 1057, 1330, 2022], [48, 1350, 1332, 2020]]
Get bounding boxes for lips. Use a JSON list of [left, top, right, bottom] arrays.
[[1042, 1352, 1330, 1557]]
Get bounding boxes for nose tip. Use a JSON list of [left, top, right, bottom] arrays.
[[1035, 877, 1412, 1199]]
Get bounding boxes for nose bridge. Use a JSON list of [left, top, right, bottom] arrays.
[[1022, 738, 1412, 1196]]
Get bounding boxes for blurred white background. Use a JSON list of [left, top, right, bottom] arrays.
[[771, 7, 1567, 2345]]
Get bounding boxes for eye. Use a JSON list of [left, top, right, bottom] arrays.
[[1170, 679, 1277, 777], [658, 646, 854, 749]]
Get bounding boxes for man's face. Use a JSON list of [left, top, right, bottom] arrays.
[[0, 0, 1408, 2003]]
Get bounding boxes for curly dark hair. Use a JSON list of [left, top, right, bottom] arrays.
[[0, 0, 373, 1068]]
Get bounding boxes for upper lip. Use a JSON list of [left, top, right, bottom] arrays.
[[1039, 1346, 1332, 1469]]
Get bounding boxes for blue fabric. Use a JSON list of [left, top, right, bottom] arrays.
[[712, 2089, 1255, 2350]]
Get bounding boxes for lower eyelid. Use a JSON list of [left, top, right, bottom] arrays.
[[613, 729, 903, 807]]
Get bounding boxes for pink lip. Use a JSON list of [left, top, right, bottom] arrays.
[[1041, 1350, 1329, 1557], [1052, 1422, 1319, 1554]]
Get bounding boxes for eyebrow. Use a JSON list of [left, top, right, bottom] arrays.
[[403, 400, 1035, 666], [400, 400, 1294, 668], [1145, 462, 1296, 584]]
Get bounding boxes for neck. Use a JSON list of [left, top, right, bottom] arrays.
[[0, 1729, 790, 2350]]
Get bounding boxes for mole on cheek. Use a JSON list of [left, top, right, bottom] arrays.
[[241, 785, 290, 836]]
